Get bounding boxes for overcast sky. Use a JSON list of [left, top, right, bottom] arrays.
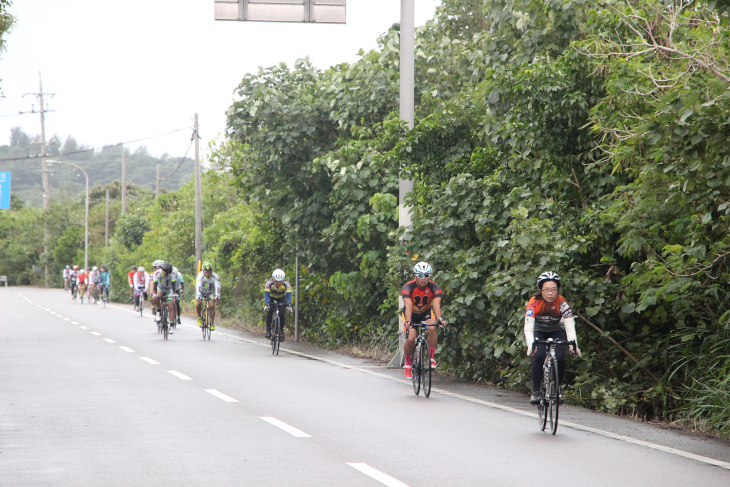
[[0, 0, 440, 161]]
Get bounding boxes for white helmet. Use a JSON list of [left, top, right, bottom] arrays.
[[138, 267, 145, 272], [537, 271, 561, 289], [92, 266, 98, 271], [272, 269, 285, 281], [413, 262, 432, 276], [153, 260, 164, 268]]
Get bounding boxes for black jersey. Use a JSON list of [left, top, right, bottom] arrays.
[[401, 280, 442, 315]]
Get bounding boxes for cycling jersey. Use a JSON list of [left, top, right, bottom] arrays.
[[100, 271, 110, 286], [134, 271, 150, 290], [89, 270, 102, 284], [264, 280, 291, 305], [401, 280, 442, 316], [196, 271, 221, 298], [77, 274, 88, 285], [154, 272, 177, 295], [128, 270, 135, 287], [525, 295, 573, 331]]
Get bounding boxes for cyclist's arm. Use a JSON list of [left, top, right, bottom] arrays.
[[285, 282, 292, 306], [403, 297, 413, 324], [524, 316, 535, 356], [214, 275, 221, 298], [431, 297, 443, 322], [563, 316, 580, 356]]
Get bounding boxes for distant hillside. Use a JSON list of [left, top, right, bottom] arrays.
[[0, 128, 195, 206]]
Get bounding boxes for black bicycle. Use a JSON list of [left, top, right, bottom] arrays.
[[534, 338, 576, 435], [160, 302, 170, 340], [91, 284, 100, 305], [201, 296, 213, 340], [136, 289, 146, 316], [269, 304, 283, 355], [101, 284, 109, 308], [410, 322, 440, 397]]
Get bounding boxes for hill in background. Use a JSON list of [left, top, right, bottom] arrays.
[[0, 127, 195, 206]]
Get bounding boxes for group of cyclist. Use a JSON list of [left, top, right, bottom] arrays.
[[64, 256, 578, 403], [63, 264, 110, 303]]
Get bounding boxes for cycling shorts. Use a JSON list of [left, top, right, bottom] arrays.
[[402, 309, 434, 327]]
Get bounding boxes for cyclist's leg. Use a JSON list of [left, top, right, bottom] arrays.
[[265, 305, 274, 337], [278, 302, 286, 341], [531, 330, 550, 394], [209, 300, 216, 324], [553, 329, 568, 384]]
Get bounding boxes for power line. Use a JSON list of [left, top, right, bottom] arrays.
[[0, 127, 192, 163]]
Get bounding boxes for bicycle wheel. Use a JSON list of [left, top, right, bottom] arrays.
[[422, 340, 432, 398], [412, 344, 421, 396], [162, 307, 169, 340], [549, 357, 560, 435], [202, 308, 208, 339], [538, 357, 549, 431]]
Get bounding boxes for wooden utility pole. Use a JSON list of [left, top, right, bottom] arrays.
[[105, 189, 110, 246], [194, 113, 202, 267], [155, 163, 161, 198], [121, 150, 127, 214]]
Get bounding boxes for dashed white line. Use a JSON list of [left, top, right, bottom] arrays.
[[259, 417, 311, 437], [90, 332, 102, 336], [204, 389, 239, 403], [102, 338, 116, 344], [168, 371, 192, 381], [63, 318, 70, 321], [71, 321, 79, 325], [119, 346, 135, 353], [347, 464, 410, 487], [79, 326, 89, 330], [140, 357, 159, 365]]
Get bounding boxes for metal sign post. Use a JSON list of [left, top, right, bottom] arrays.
[[0, 172, 11, 210]]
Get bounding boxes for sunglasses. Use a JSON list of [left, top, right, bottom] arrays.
[[415, 273, 431, 279]]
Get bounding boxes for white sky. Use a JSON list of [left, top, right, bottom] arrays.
[[0, 0, 440, 161]]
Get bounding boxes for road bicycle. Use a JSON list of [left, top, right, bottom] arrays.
[[100, 284, 109, 308], [78, 284, 87, 304], [200, 296, 214, 340], [91, 284, 100, 305], [268, 303, 286, 355], [135, 289, 146, 316], [409, 322, 441, 397], [159, 299, 171, 340], [534, 338, 576, 435], [71, 282, 78, 303]]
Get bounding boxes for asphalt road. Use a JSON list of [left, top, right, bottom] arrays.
[[2, 287, 730, 486]]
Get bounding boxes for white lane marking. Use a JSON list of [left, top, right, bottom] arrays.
[[119, 346, 135, 353], [49, 312, 57, 315], [214, 331, 730, 471], [90, 332, 102, 336], [63, 318, 70, 321], [107, 304, 141, 315], [259, 417, 311, 438], [204, 389, 239, 403], [71, 321, 79, 325], [168, 370, 193, 381], [79, 326, 89, 330], [140, 357, 159, 365], [347, 464, 410, 487], [102, 338, 116, 344]]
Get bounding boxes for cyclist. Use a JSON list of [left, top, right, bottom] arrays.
[[196, 262, 221, 331], [63, 265, 71, 291], [89, 266, 102, 300], [99, 265, 110, 301], [524, 271, 581, 405], [133, 266, 151, 310], [128, 266, 137, 303], [77, 269, 89, 302], [151, 262, 178, 333], [172, 265, 185, 325], [69, 265, 79, 298], [402, 262, 445, 379], [150, 260, 164, 320], [264, 269, 292, 341]]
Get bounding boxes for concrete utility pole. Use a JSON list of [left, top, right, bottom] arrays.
[[121, 150, 127, 214], [155, 164, 161, 198], [388, 0, 416, 369], [22, 72, 55, 287], [105, 189, 110, 246], [194, 114, 202, 267]]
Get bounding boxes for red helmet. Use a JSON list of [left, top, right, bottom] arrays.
[[73, 265, 79, 270]]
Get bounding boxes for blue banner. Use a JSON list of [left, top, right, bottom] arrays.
[[0, 172, 11, 209]]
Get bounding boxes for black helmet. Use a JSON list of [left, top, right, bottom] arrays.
[[162, 262, 173, 275]]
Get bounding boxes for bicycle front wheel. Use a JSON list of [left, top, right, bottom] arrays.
[[412, 344, 421, 396], [162, 307, 169, 340], [549, 358, 560, 435], [271, 315, 279, 355], [422, 340, 432, 398]]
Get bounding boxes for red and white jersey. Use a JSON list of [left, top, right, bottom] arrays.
[[133, 271, 151, 290]]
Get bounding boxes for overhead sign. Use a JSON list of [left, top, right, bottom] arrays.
[[0, 172, 10, 210], [214, 0, 346, 24]]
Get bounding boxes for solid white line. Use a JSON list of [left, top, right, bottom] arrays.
[[259, 417, 311, 437], [90, 332, 101, 336], [119, 346, 135, 353], [168, 370, 193, 381], [347, 464, 410, 487], [79, 325, 89, 330], [102, 338, 116, 343], [204, 389, 239, 403], [71, 321, 79, 325], [214, 331, 730, 471], [140, 357, 159, 365]]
